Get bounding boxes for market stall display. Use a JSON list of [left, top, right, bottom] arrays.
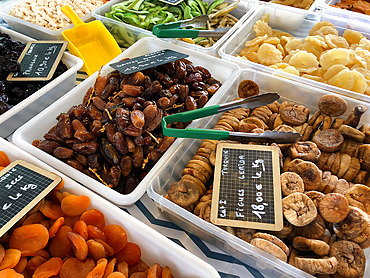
[[0, 137, 220, 277], [12, 37, 239, 206], [219, 4, 370, 103], [0, 27, 83, 138], [147, 68, 370, 278], [93, 0, 257, 56], [0, 0, 110, 40]]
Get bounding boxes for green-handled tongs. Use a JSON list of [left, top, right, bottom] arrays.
[[162, 93, 302, 144], [152, 15, 230, 38]]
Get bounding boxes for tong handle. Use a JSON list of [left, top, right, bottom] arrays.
[[153, 27, 200, 38]]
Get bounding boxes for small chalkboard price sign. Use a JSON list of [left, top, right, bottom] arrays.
[[110, 49, 189, 75], [7, 41, 68, 81], [159, 0, 184, 5], [210, 143, 283, 231], [0, 160, 62, 237]]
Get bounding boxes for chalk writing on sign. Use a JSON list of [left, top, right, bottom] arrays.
[[211, 143, 283, 231], [110, 49, 189, 75], [0, 160, 62, 237]]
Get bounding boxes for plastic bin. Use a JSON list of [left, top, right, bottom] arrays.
[[320, 0, 370, 25], [12, 37, 240, 207], [258, 0, 323, 13], [0, 27, 83, 138], [0, 0, 106, 40], [147, 68, 370, 278], [93, 0, 258, 56], [219, 4, 370, 103], [0, 137, 220, 278]]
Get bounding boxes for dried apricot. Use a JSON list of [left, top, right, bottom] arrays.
[[74, 220, 88, 240], [0, 268, 23, 278], [61, 195, 90, 216], [107, 272, 125, 278], [26, 256, 47, 275], [64, 216, 79, 229], [103, 225, 127, 253], [103, 258, 116, 278], [0, 249, 21, 270], [59, 258, 95, 278], [115, 242, 141, 265], [13, 256, 27, 273], [22, 212, 44, 226], [162, 266, 174, 278], [147, 263, 163, 278], [39, 200, 64, 220], [49, 226, 72, 258], [115, 261, 128, 277], [9, 224, 49, 256], [80, 209, 105, 230], [95, 239, 114, 257], [87, 225, 106, 241], [128, 260, 148, 276], [67, 232, 88, 260], [87, 258, 108, 278], [33, 257, 63, 278], [87, 239, 106, 261], [49, 217, 65, 238], [0, 151, 10, 167]]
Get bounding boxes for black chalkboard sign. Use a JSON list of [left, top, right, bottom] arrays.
[[110, 49, 189, 75], [0, 160, 62, 237], [210, 143, 283, 231], [7, 41, 68, 81], [159, 0, 184, 5]]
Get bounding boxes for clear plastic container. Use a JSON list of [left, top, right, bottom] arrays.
[[0, 0, 104, 40], [93, 0, 258, 56], [12, 37, 240, 207], [258, 0, 323, 13], [320, 0, 370, 24], [0, 27, 83, 138], [147, 68, 370, 278], [0, 137, 220, 278], [219, 4, 370, 103]]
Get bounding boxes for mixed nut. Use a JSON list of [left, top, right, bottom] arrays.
[[32, 59, 221, 194], [0, 32, 68, 115], [165, 79, 370, 277]]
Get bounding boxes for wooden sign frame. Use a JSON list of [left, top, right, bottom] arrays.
[[210, 143, 283, 231], [7, 41, 68, 81], [0, 160, 62, 237]]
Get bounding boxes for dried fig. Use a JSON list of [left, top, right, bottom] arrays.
[[280, 172, 304, 196], [319, 193, 350, 223], [282, 193, 317, 227], [312, 129, 344, 152]]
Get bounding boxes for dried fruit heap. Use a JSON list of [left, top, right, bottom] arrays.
[[166, 80, 370, 277], [238, 16, 370, 95], [0, 32, 68, 115], [33, 59, 221, 194], [0, 152, 175, 278]]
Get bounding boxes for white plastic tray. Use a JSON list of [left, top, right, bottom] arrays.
[[0, 27, 83, 138], [12, 37, 240, 207], [147, 68, 370, 278], [219, 4, 370, 103], [0, 0, 104, 40], [0, 137, 220, 278], [320, 0, 370, 24], [93, 0, 258, 57]]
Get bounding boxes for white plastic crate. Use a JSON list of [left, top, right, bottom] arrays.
[[219, 4, 370, 103], [93, 0, 258, 57], [147, 68, 370, 278], [0, 137, 220, 278], [12, 37, 240, 206], [0, 27, 83, 138]]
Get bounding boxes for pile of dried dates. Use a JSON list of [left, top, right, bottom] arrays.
[[166, 80, 370, 277], [33, 59, 221, 194], [0, 32, 68, 115]]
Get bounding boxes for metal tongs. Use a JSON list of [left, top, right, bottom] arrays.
[[152, 15, 230, 38], [162, 93, 302, 144]]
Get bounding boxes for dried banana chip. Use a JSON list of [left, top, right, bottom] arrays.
[[285, 38, 303, 54], [253, 18, 273, 37], [288, 50, 319, 73], [299, 40, 325, 58], [309, 22, 336, 36], [306, 35, 328, 48], [257, 43, 283, 65], [245, 35, 268, 48], [324, 34, 349, 49], [352, 69, 367, 94], [323, 65, 347, 81], [358, 37, 370, 51], [264, 36, 280, 45], [320, 48, 350, 69], [327, 68, 354, 90]]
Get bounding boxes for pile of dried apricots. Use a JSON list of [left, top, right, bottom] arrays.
[[0, 151, 174, 278]]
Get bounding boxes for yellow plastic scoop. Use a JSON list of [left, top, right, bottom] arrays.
[[61, 5, 122, 76]]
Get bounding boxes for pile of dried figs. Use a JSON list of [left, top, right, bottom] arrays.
[[33, 59, 221, 194], [166, 80, 370, 277], [0, 32, 68, 115]]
